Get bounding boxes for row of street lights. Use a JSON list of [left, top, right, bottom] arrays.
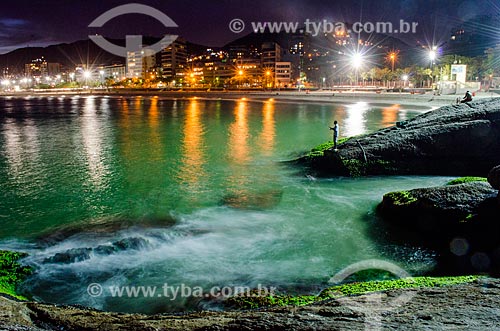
[[347, 46, 438, 87]]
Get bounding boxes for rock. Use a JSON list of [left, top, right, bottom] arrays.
[[37, 217, 176, 246], [377, 181, 500, 273], [2, 279, 500, 330], [112, 237, 149, 251], [43, 238, 149, 264], [43, 248, 92, 264], [302, 98, 500, 176], [378, 182, 498, 230], [487, 165, 500, 190]]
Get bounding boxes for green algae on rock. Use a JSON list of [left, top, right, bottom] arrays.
[[0, 250, 32, 300], [383, 191, 418, 206], [225, 275, 481, 310], [447, 177, 488, 186]]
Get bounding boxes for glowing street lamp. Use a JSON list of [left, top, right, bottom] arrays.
[[429, 50, 436, 63], [83, 70, 92, 86], [402, 74, 409, 87], [82, 70, 92, 88], [388, 51, 398, 72], [350, 52, 363, 86], [428, 47, 438, 88], [351, 53, 363, 69], [264, 70, 272, 88]]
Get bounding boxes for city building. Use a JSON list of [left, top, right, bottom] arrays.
[[229, 44, 260, 60], [203, 60, 233, 87], [47, 63, 61, 76], [25, 57, 48, 77], [261, 42, 282, 69], [275, 62, 292, 87], [126, 48, 156, 78], [101, 64, 127, 81], [161, 37, 187, 80]]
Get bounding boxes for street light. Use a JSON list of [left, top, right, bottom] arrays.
[[350, 52, 363, 86], [428, 50, 436, 63], [389, 52, 397, 72], [428, 47, 437, 88], [83, 70, 92, 87], [351, 53, 363, 69], [402, 74, 409, 88]]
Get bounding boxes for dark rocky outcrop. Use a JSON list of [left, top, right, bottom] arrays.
[[488, 165, 500, 207], [377, 180, 500, 273], [37, 217, 176, 246], [488, 165, 500, 190], [43, 237, 150, 264], [2, 278, 500, 330], [303, 98, 500, 176]]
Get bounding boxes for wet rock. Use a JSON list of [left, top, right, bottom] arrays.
[[3, 279, 500, 330], [43, 238, 149, 264], [488, 165, 500, 190], [378, 182, 498, 230], [301, 98, 500, 176], [112, 237, 149, 251], [44, 248, 92, 264], [93, 245, 118, 255], [37, 217, 176, 246], [377, 181, 500, 273]]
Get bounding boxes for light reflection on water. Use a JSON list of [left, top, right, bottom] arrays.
[[0, 96, 439, 313]]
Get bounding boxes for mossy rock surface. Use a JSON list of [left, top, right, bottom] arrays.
[[447, 177, 487, 186], [225, 275, 480, 310], [0, 250, 32, 300], [303, 137, 354, 160], [383, 191, 418, 206]]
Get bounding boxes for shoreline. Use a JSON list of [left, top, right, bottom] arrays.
[[1, 89, 498, 109], [0, 275, 498, 330]]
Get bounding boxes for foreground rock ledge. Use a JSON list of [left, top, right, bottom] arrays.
[[2, 279, 500, 330], [305, 98, 500, 176]]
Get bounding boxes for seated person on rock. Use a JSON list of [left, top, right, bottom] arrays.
[[459, 91, 473, 103]]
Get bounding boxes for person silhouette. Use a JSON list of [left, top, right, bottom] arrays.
[[329, 121, 339, 151], [458, 91, 472, 103]]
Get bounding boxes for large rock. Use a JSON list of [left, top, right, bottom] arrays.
[[378, 181, 498, 229], [43, 237, 150, 264], [377, 181, 500, 273], [3, 278, 500, 330], [306, 98, 500, 176], [37, 217, 176, 246], [488, 165, 500, 190]]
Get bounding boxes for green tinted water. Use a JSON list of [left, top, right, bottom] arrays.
[[0, 96, 448, 313]]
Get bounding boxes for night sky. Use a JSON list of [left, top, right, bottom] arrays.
[[0, 0, 496, 54]]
